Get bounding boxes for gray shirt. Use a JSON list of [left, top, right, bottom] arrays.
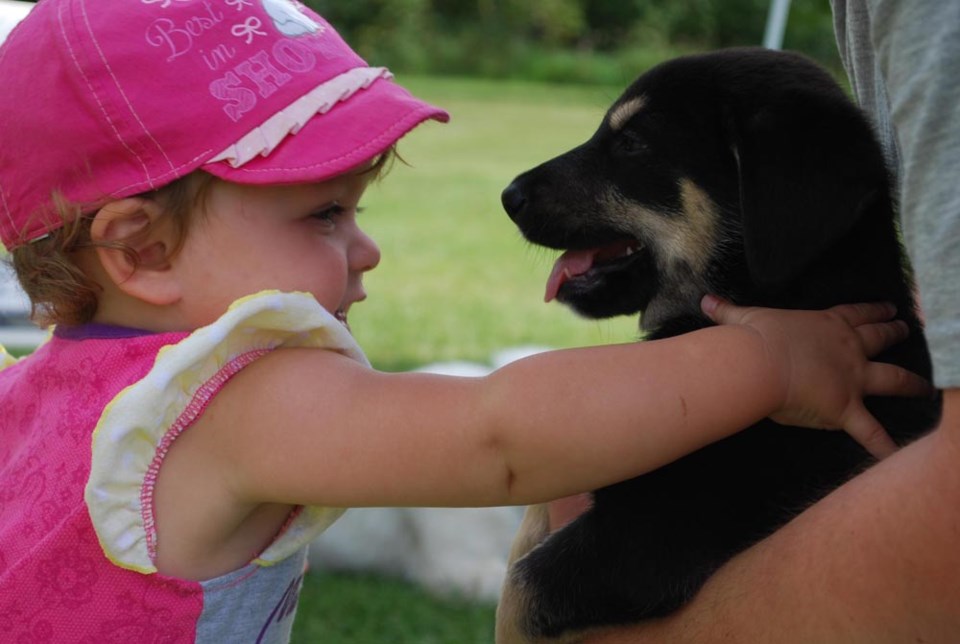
[[831, 0, 960, 387]]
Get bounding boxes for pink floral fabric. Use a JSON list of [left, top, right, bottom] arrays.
[[1, 292, 362, 642], [0, 331, 202, 642]]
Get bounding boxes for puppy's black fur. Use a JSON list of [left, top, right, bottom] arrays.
[[500, 48, 941, 638]]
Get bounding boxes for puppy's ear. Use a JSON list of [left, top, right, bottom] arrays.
[[726, 100, 887, 288]]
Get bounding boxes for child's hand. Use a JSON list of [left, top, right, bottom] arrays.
[[702, 296, 933, 459]]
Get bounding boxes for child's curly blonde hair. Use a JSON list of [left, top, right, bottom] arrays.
[[9, 151, 396, 328], [9, 172, 214, 327]]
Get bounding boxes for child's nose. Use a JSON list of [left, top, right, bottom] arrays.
[[352, 229, 381, 272]]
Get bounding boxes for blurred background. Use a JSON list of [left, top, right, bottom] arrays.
[[1, 0, 843, 369], [310, 0, 841, 85], [1, 1, 844, 642]]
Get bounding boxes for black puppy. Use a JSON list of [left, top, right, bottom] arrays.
[[497, 48, 941, 640]]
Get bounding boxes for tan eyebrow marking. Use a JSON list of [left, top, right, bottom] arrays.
[[608, 96, 647, 131]]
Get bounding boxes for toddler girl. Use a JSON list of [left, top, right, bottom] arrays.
[[0, 2, 926, 642]]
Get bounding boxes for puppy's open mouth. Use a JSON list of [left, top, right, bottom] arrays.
[[334, 309, 350, 330], [545, 239, 642, 302]]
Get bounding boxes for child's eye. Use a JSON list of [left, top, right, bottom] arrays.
[[309, 203, 346, 225]]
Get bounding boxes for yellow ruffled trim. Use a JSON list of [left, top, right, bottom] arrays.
[[0, 344, 17, 369], [86, 291, 365, 574]]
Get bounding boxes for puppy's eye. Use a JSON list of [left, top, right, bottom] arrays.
[[615, 130, 649, 156]]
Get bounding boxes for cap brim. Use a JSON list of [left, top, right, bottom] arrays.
[[201, 76, 448, 185]]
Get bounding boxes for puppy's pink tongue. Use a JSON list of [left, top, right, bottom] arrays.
[[545, 250, 595, 302]]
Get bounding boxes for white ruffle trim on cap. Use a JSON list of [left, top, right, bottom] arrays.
[[85, 290, 369, 574], [208, 66, 393, 169]]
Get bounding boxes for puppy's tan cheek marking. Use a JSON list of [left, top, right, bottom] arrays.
[[605, 179, 719, 274], [675, 178, 720, 273], [609, 95, 647, 131]]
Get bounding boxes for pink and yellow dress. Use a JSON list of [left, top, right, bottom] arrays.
[[0, 291, 366, 643]]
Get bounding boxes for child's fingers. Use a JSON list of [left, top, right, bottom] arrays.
[[843, 405, 898, 459], [701, 297, 908, 356], [701, 297, 901, 333], [863, 362, 936, 399], [700, 294, 741, 323], [702, 298, 899, 328], [855, 319, 910, 357], [828, 301, 898, 326]]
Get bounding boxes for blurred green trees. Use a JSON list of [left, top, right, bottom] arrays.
[[14, 0, 839, 84], [307, 0, 841, 84]]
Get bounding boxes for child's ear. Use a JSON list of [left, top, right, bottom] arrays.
[[89, 198, 182, 306]]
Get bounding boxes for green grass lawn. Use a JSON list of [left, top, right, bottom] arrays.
[[293, 572, 497, 644]]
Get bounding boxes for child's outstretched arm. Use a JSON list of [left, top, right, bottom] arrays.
[[194, 300, 927, 512]]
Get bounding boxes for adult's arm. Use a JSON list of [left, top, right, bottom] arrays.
[[590, 389, 960, 643]]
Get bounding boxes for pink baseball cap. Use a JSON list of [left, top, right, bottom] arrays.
[[0, 0, 448, 249]]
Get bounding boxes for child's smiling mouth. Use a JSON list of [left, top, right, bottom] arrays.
[[334, 308, 350, 330]]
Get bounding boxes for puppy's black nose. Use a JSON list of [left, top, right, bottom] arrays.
[[501, 182, 526, 220]]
